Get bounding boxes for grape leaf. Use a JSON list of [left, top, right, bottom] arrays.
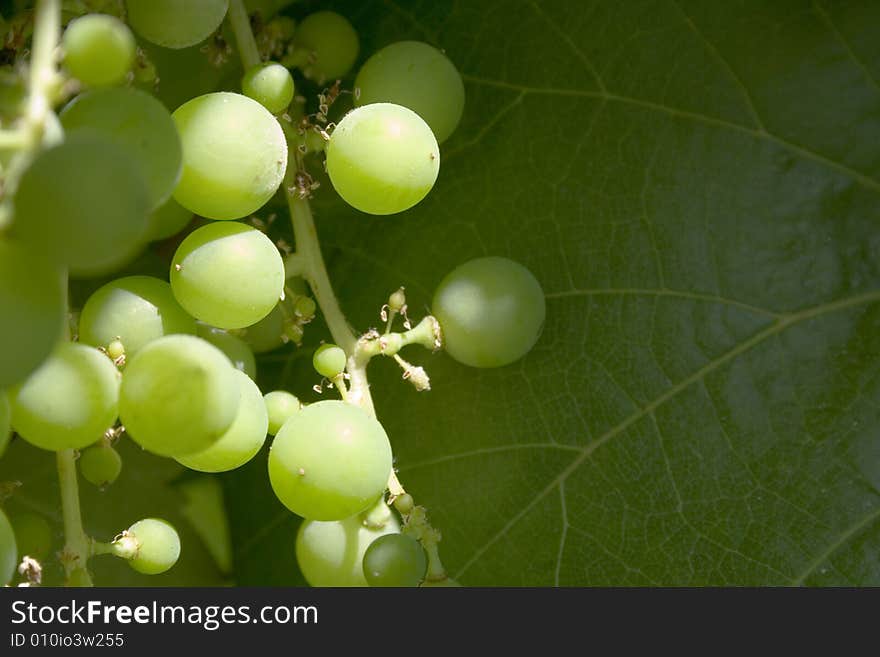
[[230, 0, 880, 586]]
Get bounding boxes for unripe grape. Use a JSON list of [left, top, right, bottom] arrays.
[[122, 518, 180, 575], [79, 443, 122, 487], [312, 344, 346, 378], [242, 62, 295, 114], [0, 508, 18, 585], [63, 14, 135, 87], [292, 11, 358, 83]]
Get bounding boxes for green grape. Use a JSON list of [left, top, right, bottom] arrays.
[[12, 133, 151, 276], [326, 103, 440, 215], [268, 400, 392, 521], [0, 390, 10, 457], [432, 256, 546, 368], [263, 390, 301, 435], [242, 303, 285, 353], [176, 369, 267, 472], [123, 518, 180, 575], [291, 11, 358, 83], [79, 443, 122, 487], [312, 343, 345, 378], [8, 511, 52, 560], [79, 276, 197, 358], [145, 196, 193, 241], [362, 533, 427, 587], [10, 343, 120, 452], [420, 577, 461, 587], [296, 512, 400, 587], [242, 62, 295, 114], [355, 41, 465, 144], [126, 0, 230, 49], [0, 240, 65, 388], [196, 323, 257, 379], [170, 222, 285, 329], [172, 92, 287, 220], [119, 334, 240, 457], [61, 87, 182, 210], [0, 508, 16, 585], [62, 14, 135, 87]]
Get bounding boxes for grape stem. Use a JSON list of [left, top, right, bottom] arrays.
[[57, 449, 93, 586]]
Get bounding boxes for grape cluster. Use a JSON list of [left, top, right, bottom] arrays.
[[0, 0, 546, 587]]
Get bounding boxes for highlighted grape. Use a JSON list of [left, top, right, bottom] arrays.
[[170, 222, 285, 330], [79, 276, 197, 358], [268, 400, 392, 520], [11, 343, 120, 452], [62, 14, 135, 87], [172, 92, 287, 220], [119, 335, 240, 457], [123, 518, 180, 575], [242, 62, 295, 114], [326, 103, 439, 215]]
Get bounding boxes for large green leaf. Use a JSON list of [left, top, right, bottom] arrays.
[[230, 0, 880, 586]]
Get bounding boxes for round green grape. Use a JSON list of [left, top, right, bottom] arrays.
[[196, 324, 257, 380], [292, 11, 358, 83], [63, 14, 135, 87], [176, 369, 267, 472], [79, 276, 197, 358], [0, 508, 16, 585], [326, 103, 439, 215], [263, 390, 301, 435], [126, 0, 229, 49], [61, 86, 182, 209], [124, 518, 180, 575], [79, 443, 122, 487], [355, 41, 465, 143], [362, 533, 427, 587], [242, 62, 295, 114], [241, 303, 285, 354], [0, 240, 65, 388], [11, 343, 120, 452], [12, 133, 151, 276], [172, 92, 287, 220], [119, 334, 240, 457], [432, 256, 546, 368], [268, 400, 392, 521], [8, 511, 52, 560], [170, 222, 285, 330], [312, 343, 345, 379], [296, 512, 400, 587]]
